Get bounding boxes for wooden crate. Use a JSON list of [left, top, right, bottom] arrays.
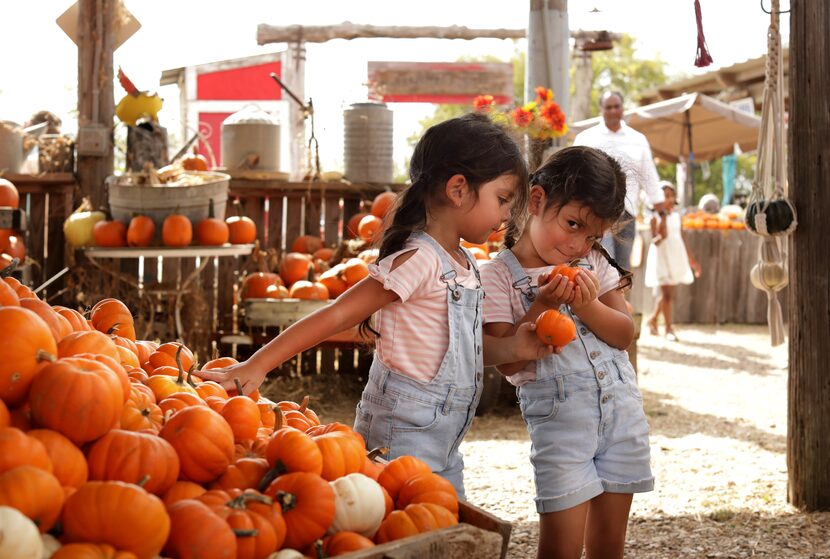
[[3, 173, 76, 300]]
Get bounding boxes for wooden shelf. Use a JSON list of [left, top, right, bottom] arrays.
[[229, 178, 407, 197], [3, 173, 76, 195], [84, 244, 255, 259]]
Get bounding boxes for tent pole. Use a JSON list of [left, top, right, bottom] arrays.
[[685, 111, 695, 208]]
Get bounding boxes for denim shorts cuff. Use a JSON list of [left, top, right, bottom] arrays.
[[602, 477, 655, 494], [536, 481, 604, 513]]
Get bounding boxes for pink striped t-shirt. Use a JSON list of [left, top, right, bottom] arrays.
[[480, 249, 621, 386], [368, 234, 479, 382]]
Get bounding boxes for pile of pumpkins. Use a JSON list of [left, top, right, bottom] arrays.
[[64, 198, 259, 250], [681, 209, 746, 231], [241, 191, 506, 302], [0, 178, 27, 271], [0, 287, 462, 559]]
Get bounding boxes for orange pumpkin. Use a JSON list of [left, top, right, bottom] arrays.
[[87, 429, 180, 496], [195, 199, 230, 246], [371, 191, 397, 218], [199, 488, 287, 558], [126, 215, 155, 247], [346, 212, 369, 239], [0, 178, 20, 208], [211, 457, 269, 491], [159, 405, 235, 483], [534, 308, 576, 347], [0, 277, 19, 306], [93, 219, 128, 247], [90, 298, 136, 341], [1, 233, 25, 260], [4, 276, 35, 299], [62, 480, 171, 559], [181, 153, 210, 171], [548, 264, 580, 283], [313, 247, 334, 262], [148, 341, 194, 371], [0, 306, 58, 407], [162, 213, 193, 247], [358, 214, 383, 243], [0, 399, 8, 429], [241, 272, 284, 300], [162, 480, 207, 508], [28, 429, 88, 488], [265, 424, 323, 477], [121, 384, 163, 433], [396, 472, 459, 516], [226, 201, 257, 245], [289, 279, 329, 300], [377, 455, 431, 501], [279, 252, 314, 286], [19, 297, 73, 344], [291, 234, 324, 254], [0, 465, 65, 532], [52, 543, 138, 559], [0, 427, 53, 474], [235, 438, 269, 461], [314, 432, 366, 481], [222, 385, 262, 442], [53, 306, 92, 332], [28, 357, 125, 445], [264, 472, 336, 551], [342, 258, 369, 287], [163, 499, 237, 559], [374, 503, 458, 544], [323, 531, 376, 556]]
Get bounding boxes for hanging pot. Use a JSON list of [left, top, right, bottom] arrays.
[[745, 199, 796, 235]]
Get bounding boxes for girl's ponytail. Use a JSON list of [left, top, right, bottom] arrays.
[[375, 176, 429, 262], [592, 241, 633, 292]]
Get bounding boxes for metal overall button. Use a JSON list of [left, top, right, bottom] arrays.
[[601, 394, 611, 404], [590, 351, 600, 359], [597, 370, 606, 380], [440, 269, 462, 300], [580, 327, 589, 335]]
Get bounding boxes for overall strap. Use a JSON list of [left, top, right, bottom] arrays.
[[494, 249, 536, 308], [410, 231, 471, 299]]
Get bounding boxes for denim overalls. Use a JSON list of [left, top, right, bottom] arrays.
[[496, 249, 653, 513], [353, 232, 484, 499]]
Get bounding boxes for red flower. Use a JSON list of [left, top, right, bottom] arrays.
[[540, 102, 566, 130], [535, 87, 553, 104], [511, 106, 533, 127], [473, 95, 495, 112]]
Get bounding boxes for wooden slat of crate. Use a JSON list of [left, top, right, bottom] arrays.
[[322, 194, 344, 246], [267, 194, 285, 251], [23, 190, 46, 288], [283, 195, 305, 250], [237, 195, 267, 246]]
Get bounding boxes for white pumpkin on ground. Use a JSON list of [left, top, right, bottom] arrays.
[[40, 534, 61, 558], [0, 506, 43, 559], [328, 472, 386, 538]]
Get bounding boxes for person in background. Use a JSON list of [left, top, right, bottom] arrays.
[[573, 91, 665, 270], [645, 182, 701, 341]]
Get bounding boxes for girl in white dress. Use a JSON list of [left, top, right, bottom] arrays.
[[645, 182, 700, 341]]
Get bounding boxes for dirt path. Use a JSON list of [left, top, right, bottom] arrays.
[[264, 324, 830, 558]]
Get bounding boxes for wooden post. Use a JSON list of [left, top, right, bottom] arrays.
[[571, 50, 593, 122], [77, 0, 115, 208], [787, 0, 830, 511], [283, 42, 306, 180]]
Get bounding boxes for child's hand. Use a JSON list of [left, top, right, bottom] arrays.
[[511, 321, 558, 361], [569, 269, 600, 310], [198, 360, 267, 396], [536, 272, 575, 309]]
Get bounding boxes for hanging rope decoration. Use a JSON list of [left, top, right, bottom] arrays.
[[693, 0, 714, 67], [745, 0, 795, 347]]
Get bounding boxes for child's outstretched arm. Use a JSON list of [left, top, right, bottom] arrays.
[[199, 277, 399, 394], [483, 322, 554, 367]]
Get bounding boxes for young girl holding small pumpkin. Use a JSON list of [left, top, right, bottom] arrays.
[[200, 113, 554, 498], [480, 146, 653, 559]]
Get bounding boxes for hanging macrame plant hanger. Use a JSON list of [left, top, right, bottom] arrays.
[[745, 0, 796, 346]]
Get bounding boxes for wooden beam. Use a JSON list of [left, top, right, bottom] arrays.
[[77, 0, 115, 208], [257, 23, 526, 44], [788, 0, 830, 511]]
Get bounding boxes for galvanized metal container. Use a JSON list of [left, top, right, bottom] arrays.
[[343, 102, 393, 183], [221, 105, 281, 171]]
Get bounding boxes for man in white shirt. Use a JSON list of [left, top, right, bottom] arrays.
[[573, 91, 665, 270]]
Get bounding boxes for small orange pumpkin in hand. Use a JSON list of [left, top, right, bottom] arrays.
[[162, 212, 193, 247], [535, 308, 576, 347], [548, 264, 580, 283]]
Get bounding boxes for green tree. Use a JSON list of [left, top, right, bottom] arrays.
[[656, 154, 756, 206]]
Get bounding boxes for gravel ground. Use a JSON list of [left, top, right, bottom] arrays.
[[264, 324, 830, 558]]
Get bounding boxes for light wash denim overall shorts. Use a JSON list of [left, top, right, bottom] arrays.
[[354, 232, 484, 499], [497, 249, 654, 513]]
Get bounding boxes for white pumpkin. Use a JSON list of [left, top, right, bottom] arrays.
[[328, 472, 385, 538], [63, 209, 106, 247], [0, 506, 43, 559], [266, 550, 305, 559], [40, 534, 60, 559]]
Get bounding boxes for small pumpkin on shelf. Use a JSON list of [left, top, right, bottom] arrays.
[[162, 209, 193, 247], [195, 198, 230, 246]]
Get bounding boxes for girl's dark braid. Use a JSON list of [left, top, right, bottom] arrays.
[[592, 241, 633, 291]]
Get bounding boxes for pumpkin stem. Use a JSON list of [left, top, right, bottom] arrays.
[[174, 344, 185, 384], [314, 540, 325, 559], [272, 406, 284, 431], [186, 364, 198, 388], [299, 395, 310, 413], [107, 323, 121, 336], [137, 474, 151, 488], [233, 528, 259, 538], [36, 350, 56, 363], [367, 447, 389, 461], [208, 198, 215, 219], [257, 462, 286, 493], [234, 378, 245, 396], [274, 490, 297, 513]]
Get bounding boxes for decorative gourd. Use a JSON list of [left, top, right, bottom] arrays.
[[163, 499, 237, 559], [0, 465, 64, 532], [235, 438, 269, 461], [148, 342, 194, 371], [28, 429, 88, 488], [395, 472, 459, 516], [373, 503, 457, 544], [63, 208, 106, 248], [28, 357, 125, 445], [127, 215, 155, 247], [162, 212, 193, 247], [264, 472, 336, 551], [196, 199, 230, 246], [159, 406, 234, 483], [0, 307, 57, 407], [328, 473, 386, 538], [534, 308, 576, 347], [548, 264, 580, 283], [376, 455, 431, 502], [0, 505, 43, 559], [87, 430, 180, 496], [62, 481, 170, 559]]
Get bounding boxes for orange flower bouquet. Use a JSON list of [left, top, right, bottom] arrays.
[[473, 87, 568, 140]]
